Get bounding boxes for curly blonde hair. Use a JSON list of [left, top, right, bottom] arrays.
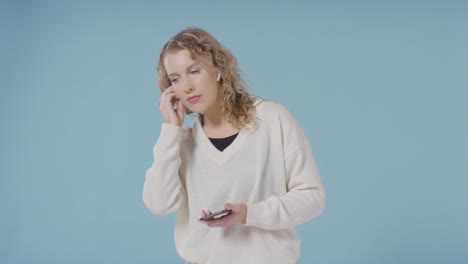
[[156, 27, 257, 130]]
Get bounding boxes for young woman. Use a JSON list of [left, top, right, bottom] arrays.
[[143, 28, 325, 264]]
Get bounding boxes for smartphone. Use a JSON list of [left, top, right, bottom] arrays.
[[199, 209, 232, 221]]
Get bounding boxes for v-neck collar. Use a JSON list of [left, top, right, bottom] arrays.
[[194, 117, 248, 165]]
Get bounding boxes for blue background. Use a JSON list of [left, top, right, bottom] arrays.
[[1, 0, 467, 263]]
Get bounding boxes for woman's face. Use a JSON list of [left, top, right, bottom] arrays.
[[163, 49, 221, 114]]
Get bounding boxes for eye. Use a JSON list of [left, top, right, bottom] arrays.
[[170, 77, 179, 83], [190, 69, 200, 75]]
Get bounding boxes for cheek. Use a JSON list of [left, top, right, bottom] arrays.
[[198, 76, 219, 93], [171, 88, 184, 98], [196, 72, 215, 86]]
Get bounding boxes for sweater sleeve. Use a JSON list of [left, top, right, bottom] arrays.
[[244, 145, 325, 230], [142, 123, 185, 216], [243, 105, 325, 230]]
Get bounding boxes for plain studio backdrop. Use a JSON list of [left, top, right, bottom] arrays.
[[1, 1, 467, 263]]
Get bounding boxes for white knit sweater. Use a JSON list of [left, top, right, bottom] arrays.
[[143, 99, 325, 264]]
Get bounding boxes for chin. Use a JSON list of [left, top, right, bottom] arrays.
[[185, 104, 204, 114]]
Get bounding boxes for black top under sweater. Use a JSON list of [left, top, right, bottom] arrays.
[[208, 133, 239, 152]]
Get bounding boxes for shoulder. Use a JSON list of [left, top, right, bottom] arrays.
[[254, 98, 288, 114], [254, 98, 297, 122], [255, 98, 309, 153]]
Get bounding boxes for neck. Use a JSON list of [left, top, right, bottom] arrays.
[[200, 95, 226, 128], [201, 107, 226, 129], [200, 103, 240, 138]]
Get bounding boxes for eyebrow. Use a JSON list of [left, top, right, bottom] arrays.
[[167, 62, 200, 78]]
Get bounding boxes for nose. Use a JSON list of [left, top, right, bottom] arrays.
[[181, 76, 194, 93]]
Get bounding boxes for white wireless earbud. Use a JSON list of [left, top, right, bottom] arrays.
[[216, 72, 221, 82]]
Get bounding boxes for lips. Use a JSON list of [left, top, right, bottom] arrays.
[[188, 95, 201, 103]]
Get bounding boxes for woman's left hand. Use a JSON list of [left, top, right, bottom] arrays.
[[199, 203, 247, 228]]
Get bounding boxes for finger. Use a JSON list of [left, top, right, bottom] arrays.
[[202, 210, 206, 217], [167, 93, 180, 109], [162, 86, 173, 95], [159, 92, 169, 110], [206, 217, 227, 227], [163, 93, 180, 119], [177, 100, 185, 118], [164, 92, 177, 103], [160, 88, 171, 106], [161, 89, 175, 104]]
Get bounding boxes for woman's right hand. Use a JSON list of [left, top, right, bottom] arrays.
[[159, 86, 185, 127]]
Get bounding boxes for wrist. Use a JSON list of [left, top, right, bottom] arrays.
[[165, 121, 182, 127]]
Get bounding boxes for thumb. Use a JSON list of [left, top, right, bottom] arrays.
[[224, 203, 234, 210]]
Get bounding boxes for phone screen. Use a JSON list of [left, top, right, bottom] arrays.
[[199, 209, 232, 221]]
